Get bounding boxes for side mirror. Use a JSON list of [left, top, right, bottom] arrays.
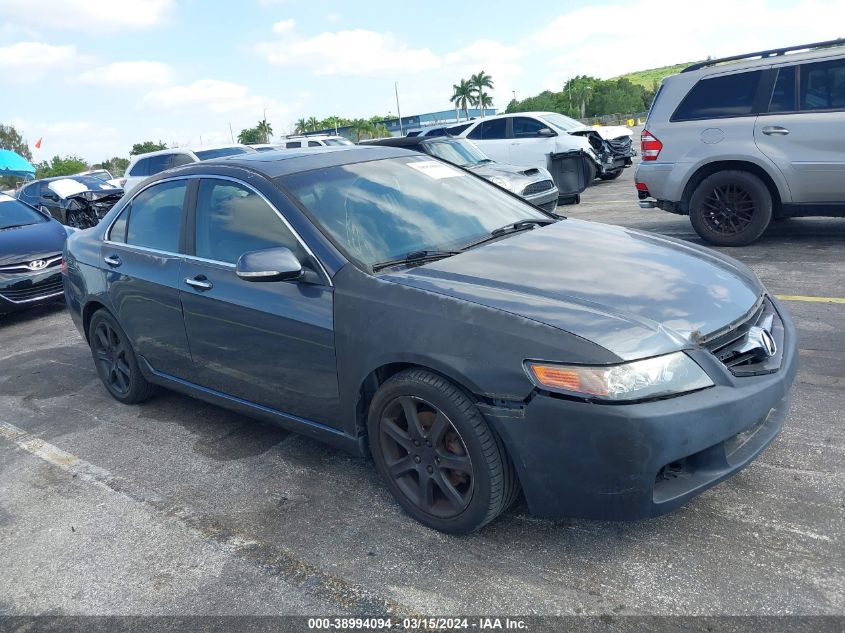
[[236, 246, 303, 282], [537, 127, 557, 137]]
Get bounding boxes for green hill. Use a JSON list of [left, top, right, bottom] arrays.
[[612, 62, 697, 90]]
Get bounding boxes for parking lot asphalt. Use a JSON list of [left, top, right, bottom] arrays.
[[1, 158, 843, 618]]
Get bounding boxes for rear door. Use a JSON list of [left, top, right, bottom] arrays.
[[101, 178, 193, 377], [754, 58, 845, 203], [508, 116, 558, 168], [178, 177, 341, 427], [465, 118, 510, 162]]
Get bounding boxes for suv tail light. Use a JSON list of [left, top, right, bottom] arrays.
[[641, 130, 662, 161]]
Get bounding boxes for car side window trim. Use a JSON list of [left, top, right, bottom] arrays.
[[186, 174, 333, 286]]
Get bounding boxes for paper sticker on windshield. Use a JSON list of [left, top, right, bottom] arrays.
[[407, 160, 462, 179]]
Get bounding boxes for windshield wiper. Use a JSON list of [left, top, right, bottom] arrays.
[[372, 249, 461, 272], [461, 219, 557, 251]]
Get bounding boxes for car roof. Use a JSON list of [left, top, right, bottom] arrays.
[[128, 144, 255, 161], [362, 136, 453, 148], [161, 145, 422, 179], [21, 174, 106, 184]]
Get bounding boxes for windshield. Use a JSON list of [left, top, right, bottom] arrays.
[[422, 140, 490, 167], [323, 138, 353, 146], [538, 112, 587, 133], [0, 196, 48, 229], [85, 170, 113, 181], [194, 146, 251, 160], [48, 176, 121, 198], [280, 156, 546, 268]]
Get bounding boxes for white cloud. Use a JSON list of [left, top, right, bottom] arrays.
[[256, 28, 440, 76], [2, 0, 173, 31], [78, 61, 173, 86], [272, 18, 296, 34], [326, 13, 340, 22], [533, 0, 845, 83], [0, 42, 78, 83], [143, 79, 260, 112]]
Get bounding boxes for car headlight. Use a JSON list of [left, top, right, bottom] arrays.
[[487, 176, 514, 191], [524, 352, 713, 402]]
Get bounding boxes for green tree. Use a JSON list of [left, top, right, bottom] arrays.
[[237, 126, 263, 144], [130, 141, 167, 155], [450, 79, 475, 120], [35, 155, 89, 179], [564, 76, 598, 119], [349, 119, 376, 141], [97, 157, 130, 176], [294, 118, 308, 134], [477, 91, 494, 115], [0, 123, 33, 188], [256, 118, 273, 143], [373, 123, 391, 138], [306, 116, 320, 132]]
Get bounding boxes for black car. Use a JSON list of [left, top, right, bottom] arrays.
[[1, 194, 69, 313], [63, 147, 796, 533], [16, 175, 123, 229]]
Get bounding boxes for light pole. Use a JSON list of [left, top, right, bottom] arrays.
[[395, 81, 403, 136]]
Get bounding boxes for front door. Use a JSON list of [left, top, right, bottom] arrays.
[[101, 179, 193, 377], [465, 118, 510, 163], [179, 177, 341, 427], [508, 116, 558, 169], [754, 59, 845, 203]]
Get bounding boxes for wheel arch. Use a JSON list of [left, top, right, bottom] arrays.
[[81, 299, 110, 342], [680, 160, 784, 217]]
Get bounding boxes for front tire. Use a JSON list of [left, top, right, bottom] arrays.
[[88, 309, 156, 404], [689, 170, 772, 246], [367, 369, 518, 534]]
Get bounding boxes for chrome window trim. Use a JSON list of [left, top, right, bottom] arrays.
[[102, 173, 332, 286]]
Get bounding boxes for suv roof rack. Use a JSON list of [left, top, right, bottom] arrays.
[[682, 38, 845, 73]]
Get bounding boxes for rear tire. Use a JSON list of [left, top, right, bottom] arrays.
[[689, 170, 772, 246], [88, 309, 156, 404], [367, 369, 518, 534]]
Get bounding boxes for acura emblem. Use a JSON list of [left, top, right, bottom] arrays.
[[28, 259, 47, 270], [747, 326, 777, 358]]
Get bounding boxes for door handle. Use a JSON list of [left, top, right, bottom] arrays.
[[103, 255, 122, 267], [185, 276, 213, 291], [762, 126, 790, 136]]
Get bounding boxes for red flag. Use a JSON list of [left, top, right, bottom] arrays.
[[34, 137, 42, 149]]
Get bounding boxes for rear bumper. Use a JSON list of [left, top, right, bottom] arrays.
[[635, 161, 683, 205], [482, 303, 798, 520]]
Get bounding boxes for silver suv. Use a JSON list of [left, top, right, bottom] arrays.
[[636, 39, 845, 245]]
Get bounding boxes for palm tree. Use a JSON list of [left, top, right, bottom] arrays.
[[256, 118, 273, 143], [294, 118, 308, 134], [350, 119, 376, 142], [469, 71, 494, 118], [477, 91, 493, 117], [450, 79, 475, 121], [373, 123, 390, 138], [307, 116, 320, 132]]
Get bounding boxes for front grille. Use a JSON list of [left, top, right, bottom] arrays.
[[522, 179, 554, 196], [0, 274, 63, 303], [607, 136, 633, 156], [0, 254, 62, 275], [703, 297, 784, 376]]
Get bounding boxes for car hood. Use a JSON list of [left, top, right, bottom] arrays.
[[383, 219, 763, 360], [0, 219, 67, 266], [570, 125, 633, 141], [468, 162, 551, 182]]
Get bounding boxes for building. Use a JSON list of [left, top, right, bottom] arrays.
[[313, 107, 497, 139]]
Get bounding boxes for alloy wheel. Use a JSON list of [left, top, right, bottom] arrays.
[[700, 184, 755, 235], [92, 321, 132, 396], [379, 396, 474, 518]]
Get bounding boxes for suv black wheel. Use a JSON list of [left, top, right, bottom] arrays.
[[88, 309, 156, 404], [599, 168, 624, 181], [689, 170, 772, 246], [367, 369, 518, 534]]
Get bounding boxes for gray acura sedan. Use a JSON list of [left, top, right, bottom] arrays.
[[63, 146, 796, 534]]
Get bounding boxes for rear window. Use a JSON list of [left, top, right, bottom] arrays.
[[467, 118, 507, 140], [128, 158, 149, 177], [194, 147, 250, 160], [286, 141, 301, 148], [768, 66, 797, 112], [146, 154, 171, 175], [672, 70, 763, 121]]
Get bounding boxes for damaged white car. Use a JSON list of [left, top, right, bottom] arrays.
[[448, 111, 635, 181]]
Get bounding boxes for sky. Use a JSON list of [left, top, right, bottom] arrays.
[[1, 0, 842, 163]]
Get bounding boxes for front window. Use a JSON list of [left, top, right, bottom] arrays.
[[323, 138, 353, 146], [422, 140, 491, 167], [280, 156, 546, 268], [537, 113, 585, 133], [0, 196, 48, 229], [86, 170, 113, 182], [194, 147, 251, 160], [124, 180, 186, 252]]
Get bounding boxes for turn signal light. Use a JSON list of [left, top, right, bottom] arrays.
[[527, 364, 608, 396], [641, 130, 663, 161]]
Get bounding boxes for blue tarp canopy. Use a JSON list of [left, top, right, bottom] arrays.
[[0, 149, 35, 179]]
